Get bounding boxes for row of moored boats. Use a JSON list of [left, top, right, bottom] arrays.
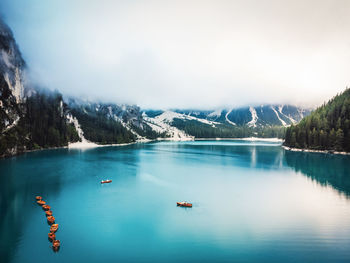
[[36, 196, 61, 252]]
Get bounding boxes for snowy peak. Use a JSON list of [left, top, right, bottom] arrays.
[[224, 104, 311, 127], [247, 107, 258, 127], [143, 105, 311, 136]]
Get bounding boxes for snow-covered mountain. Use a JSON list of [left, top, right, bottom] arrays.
[[172, 105, 311, 128], [140, 105, 312, 140]]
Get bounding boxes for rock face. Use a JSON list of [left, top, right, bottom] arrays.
[[0, 19, 25, 133]]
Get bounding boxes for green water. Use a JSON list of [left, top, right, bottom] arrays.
[[1, 140, 350, 263]]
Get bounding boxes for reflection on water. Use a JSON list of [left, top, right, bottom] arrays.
[[285, 150, 350, 197], [1, 141, 350, 263]]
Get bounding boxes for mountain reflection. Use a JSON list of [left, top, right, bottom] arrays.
[[284, 150, 350, 197]]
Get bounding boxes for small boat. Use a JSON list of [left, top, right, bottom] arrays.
[[51, 224, 59, 229], [48, 232, 56, 242], [35, 196, 42, 201], [45, 210, 53, 217], [47, 216, 55, 224], [37, 200, 46, 206], [42, 205, 51, 211], [177, 201, 193, 207], [50, 225, 58, 233], [52, 240, 60, 251], [101, 179, 112, 184]]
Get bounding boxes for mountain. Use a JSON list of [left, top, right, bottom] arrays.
[[0, 19, 137, 157], [66, 98, 165, 144], [284, 88, 350, 152], [173, 105, 310, 127], [0, 18, 312, 157], [0, 19, 25, 133], [142, 105, 311, 139]]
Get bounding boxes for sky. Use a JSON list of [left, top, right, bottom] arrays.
[[1, 0, 350, 109]]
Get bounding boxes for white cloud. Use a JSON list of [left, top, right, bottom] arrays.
[[2, 0, 350, 108]]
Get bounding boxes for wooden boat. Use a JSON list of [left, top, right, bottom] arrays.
[[50, 225, 58, 233], [45, 210, 53, 217], [177, 201, 193, 207], [52, 240, 60, 251], [101, 179, 112, 184], [35, 196, 42, 201], [47, 216, 55, 224], [51, 224, 59, 229], [37, 200, 46, 206], [42, 205, 51, 211], [48, 232, 56, 242]]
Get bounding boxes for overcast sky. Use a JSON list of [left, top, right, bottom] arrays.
[[1, 0, 350, 109]]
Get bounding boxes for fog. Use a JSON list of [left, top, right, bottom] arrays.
[[1, 0, 350, 109]]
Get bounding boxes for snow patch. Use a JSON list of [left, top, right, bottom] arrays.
[[247, 107, 258, 127], [225, 109, 236, 126], [270, 106, 287, 126], [144, 111, 194, 141], [278, 105, 296, 124], [67, 114, 99, 148], [208, 109, 222, 118], [154, 111, 219, 126]]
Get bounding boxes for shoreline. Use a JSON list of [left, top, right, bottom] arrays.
[[282, 145, 350, 156], [194, 137, 283, 142], [8, 137, 349, 159]]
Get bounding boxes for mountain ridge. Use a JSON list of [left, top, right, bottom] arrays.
[[0, 18, 312, 157]]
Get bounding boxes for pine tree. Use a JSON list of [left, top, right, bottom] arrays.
[[335, 129, 344, 151]]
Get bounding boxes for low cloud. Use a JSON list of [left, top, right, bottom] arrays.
[[1, 0, 350, 108]]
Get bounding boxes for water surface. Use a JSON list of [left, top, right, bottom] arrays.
[[1, 140, 350, 263]]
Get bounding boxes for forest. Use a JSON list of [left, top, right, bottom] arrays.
[[171, 118, 286, 139], [0, 91, 80, 157], [70, 109, 136, 144], [284, 88, 350, 152]]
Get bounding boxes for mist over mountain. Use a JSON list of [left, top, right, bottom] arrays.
[[1, 0, 349, 108]]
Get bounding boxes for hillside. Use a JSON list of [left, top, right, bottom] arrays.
[[0, 19, 140, 157], [284, 88, 350, 152], [142, 106, 311, 139]]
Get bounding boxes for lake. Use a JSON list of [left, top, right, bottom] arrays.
[[1, 140, 350, 263]]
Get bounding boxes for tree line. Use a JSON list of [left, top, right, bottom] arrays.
[[284, 88, 350, 152], [0, 91, 80, 157]]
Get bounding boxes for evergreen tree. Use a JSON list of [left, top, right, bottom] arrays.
[[284, 88, 350, 152]]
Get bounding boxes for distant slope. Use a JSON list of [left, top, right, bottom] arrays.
[[284, 88, 350, 152], [143, 105, 311, 139], [173, 105, 311, 128], [142, 106, 309, 140]]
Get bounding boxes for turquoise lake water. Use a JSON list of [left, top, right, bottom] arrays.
[[1, 140, 350, 263]]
